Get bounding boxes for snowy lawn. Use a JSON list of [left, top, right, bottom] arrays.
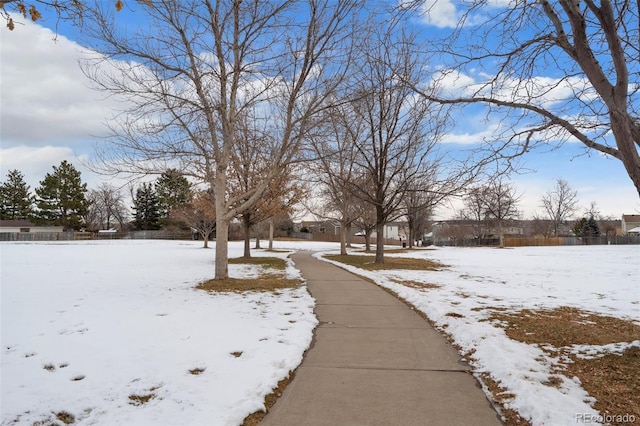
[[0, 240, 332, 426], [320, 245, 640, 426], [3, 241, 639, 426]]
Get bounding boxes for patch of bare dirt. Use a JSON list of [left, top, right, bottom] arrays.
[[325, 254, 448, 271], [390, 278, 441, 289], [242, 371, 295, 426], [490, 306, 640, 424], [198, 257, 302, 293]]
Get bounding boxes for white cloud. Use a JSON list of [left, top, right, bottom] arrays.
[[440, 123, 501, 145], [418, 0, 461, 28], [0, 22, 130, 191], [0, 21, 114, 149], [0, 145, 83, 187]]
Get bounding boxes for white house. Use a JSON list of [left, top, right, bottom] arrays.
[[621, 215, 640, 235]]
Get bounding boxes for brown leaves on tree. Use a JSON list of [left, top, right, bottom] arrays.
[[28, 5, 40, 21], [2, 1, 124, 31]]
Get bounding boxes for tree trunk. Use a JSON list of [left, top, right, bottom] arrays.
[[365, 232, 372, 251], [340, 220, 348, 255], [214, 217, 229, 280], [268, 218, 274, 250], [243, 213, 251, 258], [203, 235, 209, 249], [408, 221, 415, 248], [255, 236, 261, 249], [375, 222, 385, 264], [610, 111, 640, 197], [346, 222, 352, 248]]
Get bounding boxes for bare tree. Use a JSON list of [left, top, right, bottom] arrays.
[[308, 104, 364, 255], [461, 186, 488, 239], [481, 180, 521, 247], [403, 187, 434, 248], [540, 178, 579, 237], [402, 0, 640, 196], [337, 27, 447, 263], [353, 202, 377, 251], [235, 166, 304, 258], [173, 189, 216, 248], [83, 0, 361, 279], [402, 158, 472, 247], [86, 183, 128, 231]]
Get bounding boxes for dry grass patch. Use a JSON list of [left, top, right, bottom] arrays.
[[491, 306, 639, 347], [198, 256, 301, 293], [325, 254, 447, 271], [197, 275, 301, 293], [490, 306, 640, 423], [478, 372, 531, 425], [242, 371, 295, 426], [55, 411, 75, 425], [228, 256, 286, 270], [128, 393, 155, 406], [389, 278, 441, 289], [567, 346, 640, 421]]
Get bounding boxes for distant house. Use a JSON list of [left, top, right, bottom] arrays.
[[295, 220, 408, 240], [0, 220, 64, 234], [297, 220, 341, 235], [621, 215, 640, 235], [380, 221, 408, 241]]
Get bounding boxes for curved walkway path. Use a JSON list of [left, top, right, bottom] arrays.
[[261, 251, 502, 426]]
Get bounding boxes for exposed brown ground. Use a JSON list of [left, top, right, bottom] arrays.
[[324, 254, 447, 271], [196, 257, 302, 293], [490, 307, 640, 425]]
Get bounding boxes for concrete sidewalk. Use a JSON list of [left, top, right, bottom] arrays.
[[261, 251, 502, 426]]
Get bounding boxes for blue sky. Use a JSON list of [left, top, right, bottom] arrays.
[[1, 2, 638, 220]]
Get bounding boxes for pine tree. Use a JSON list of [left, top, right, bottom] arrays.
[[155, 169, 192, 221], [34, 161, 90, 230], [573, 216, 601, 238], [0, 169, 35, 220], [572, 218, 588, 237], [582, 216, 601, 237], [132, 183, 161, 230]]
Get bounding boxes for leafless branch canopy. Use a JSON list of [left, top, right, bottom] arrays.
[[81, 0, 361, 278], [401, 0, 640, 196]]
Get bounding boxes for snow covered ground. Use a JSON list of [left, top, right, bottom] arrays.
[[1, 240, 332, 426], [320, 244, 640, 425], [2, 241, 639, 426]]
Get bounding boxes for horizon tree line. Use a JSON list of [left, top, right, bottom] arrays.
[[3, 0, 637, 276]]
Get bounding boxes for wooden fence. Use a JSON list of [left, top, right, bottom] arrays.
[[504, 236, 640, 247]]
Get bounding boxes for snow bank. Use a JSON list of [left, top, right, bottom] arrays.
[[318, 244, 640, 425], [1, 240, 319, 426]]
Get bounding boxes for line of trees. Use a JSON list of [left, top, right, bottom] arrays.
[[453, 177, 608, 242], [0, 164, 300, 249], [6, 1, 637, 278], [0, 161, 90, 230]]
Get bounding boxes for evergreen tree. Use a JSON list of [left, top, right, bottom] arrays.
[[34, 161, 90, 230], [132, 183, 161, 230], [582, 216, 601, 237], [573, 216, 601, 238], [0, 169, 35, 220], [572, 218, 588, 237], [155, 169, 192, 221]]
